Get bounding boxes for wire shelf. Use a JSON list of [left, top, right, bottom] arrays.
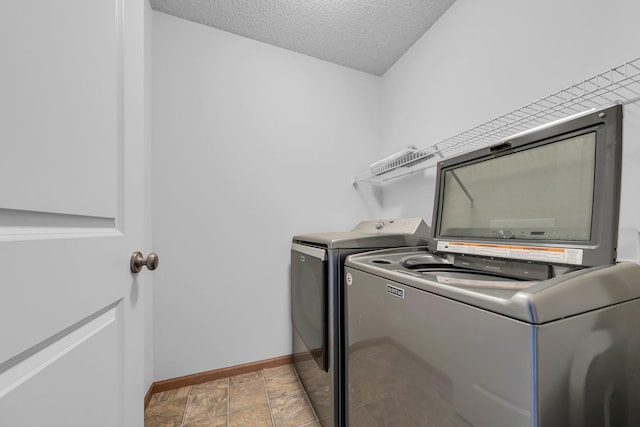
[[353, 57, 640, 186]]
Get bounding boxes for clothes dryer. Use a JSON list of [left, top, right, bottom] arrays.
[[291, 218, 429, 427]]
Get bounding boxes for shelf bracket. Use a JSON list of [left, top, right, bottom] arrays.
[[449, 171, 474, 208]]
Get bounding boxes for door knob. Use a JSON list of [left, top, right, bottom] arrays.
[[130, 251, 159, 273]]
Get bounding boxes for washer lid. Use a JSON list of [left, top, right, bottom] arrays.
[[430, 105, 623, 268]]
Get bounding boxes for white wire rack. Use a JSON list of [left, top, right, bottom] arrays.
[[353, 57, 640, 186]]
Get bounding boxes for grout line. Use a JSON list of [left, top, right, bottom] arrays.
[[291, 365, 319, 423], [179, 386, 192, 427], [262, 369, 277, 427], [225, 377, 230, 427]]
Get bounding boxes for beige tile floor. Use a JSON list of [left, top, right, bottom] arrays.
[[145, 364, 320, 427]]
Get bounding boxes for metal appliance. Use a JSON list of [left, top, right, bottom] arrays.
[[345, 105, 640, 426], [291, 218, 430, 426]]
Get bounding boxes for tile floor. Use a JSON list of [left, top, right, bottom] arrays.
[[145, 364, 320, 427]]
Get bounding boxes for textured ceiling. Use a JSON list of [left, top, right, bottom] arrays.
[[149, 0, 456, 76]]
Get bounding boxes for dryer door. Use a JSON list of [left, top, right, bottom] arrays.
[[291, 243, 328, 371]]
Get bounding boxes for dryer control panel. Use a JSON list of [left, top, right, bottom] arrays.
[[351, 217, 430, 236]]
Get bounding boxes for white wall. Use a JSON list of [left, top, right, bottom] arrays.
[[152, 0, 640, 382], [378, 0, 640, 232], [152, 11, 383, 380]]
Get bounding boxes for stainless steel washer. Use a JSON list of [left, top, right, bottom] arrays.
[[291, 218, 430, 427], [344, 105, 640, 426], [345, 241, 640, 426]]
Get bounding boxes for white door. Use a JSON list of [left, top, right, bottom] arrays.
[[0, 1, 148, 426]]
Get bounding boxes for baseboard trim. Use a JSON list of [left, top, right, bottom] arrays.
[[144, 354, 293, 409], [144, 384, 155, 409]]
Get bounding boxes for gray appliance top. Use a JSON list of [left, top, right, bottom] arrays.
[[345, 229, 640, 324], [292, 217, 430, 249]]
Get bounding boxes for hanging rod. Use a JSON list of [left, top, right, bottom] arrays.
[[353, 56, 640, 186]]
